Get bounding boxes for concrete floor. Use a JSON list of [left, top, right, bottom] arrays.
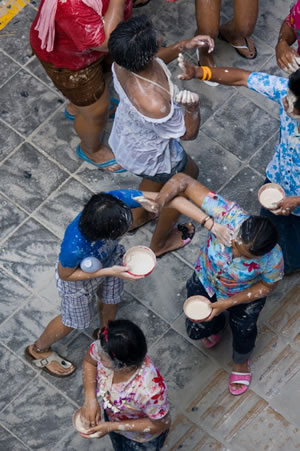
[[0, 0, 300, 449]]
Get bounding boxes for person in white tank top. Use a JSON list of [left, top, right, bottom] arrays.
[[107, 15, 214, 257]]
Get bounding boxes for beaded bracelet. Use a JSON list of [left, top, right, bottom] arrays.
[[200, 66, 212, 81]]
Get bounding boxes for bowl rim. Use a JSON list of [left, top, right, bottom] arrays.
[[183, 295, 212, 322], [257, 183, 285, 210], [123, 245, 157, 276]]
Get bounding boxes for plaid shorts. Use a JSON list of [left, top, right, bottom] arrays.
[[56, 245, 125, 329]]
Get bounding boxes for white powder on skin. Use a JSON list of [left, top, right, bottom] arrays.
[[126, 250, 155, 275], [259, 188, 283, 209], [185, 299, 212, 320], [73, 413, 100, 438]]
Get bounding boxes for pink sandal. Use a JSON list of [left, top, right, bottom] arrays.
[[201, 333, 223, 349], [228, 370, 252, 396]]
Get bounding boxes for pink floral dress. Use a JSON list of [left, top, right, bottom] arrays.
[[286, 0, 300, 55], [89, 342, 169, 443]]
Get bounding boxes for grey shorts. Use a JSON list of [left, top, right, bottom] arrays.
[[138, 149, 188, 183], [56, 246, 125, 329]]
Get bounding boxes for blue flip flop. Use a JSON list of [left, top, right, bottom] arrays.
[[76, 145, 127, 173], [64, 97, 120, 121]]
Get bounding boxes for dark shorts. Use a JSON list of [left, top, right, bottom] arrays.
[[36, 55, 106, 107], [139, 150, 188, 183]]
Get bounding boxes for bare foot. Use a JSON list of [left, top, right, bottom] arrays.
[[231, 361, 250, 391], [27, 344, 75, 376], [81, 144, 124, 173], [152, 223, 195, 257], [219, 26, 256, 59]]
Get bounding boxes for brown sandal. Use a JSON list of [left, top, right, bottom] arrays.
[[25, 345, 76, 377]]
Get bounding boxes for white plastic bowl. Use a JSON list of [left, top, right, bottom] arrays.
[[123, 246, 156, 276], [183, 295, 212, 322]]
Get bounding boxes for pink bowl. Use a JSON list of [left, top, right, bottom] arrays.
[[123, 246, 156, 277], [183, 295, 212, 322]]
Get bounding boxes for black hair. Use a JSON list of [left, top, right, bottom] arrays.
[[288, 69, 300, 112], [240, 216, 278, 256], [79, 193, 132, 241], [108, 15, 159, 73], [100, 320, 147, 368]]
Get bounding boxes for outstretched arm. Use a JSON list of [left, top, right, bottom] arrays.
[[157, 35, 214, 65], [177, 53, 250, 87]]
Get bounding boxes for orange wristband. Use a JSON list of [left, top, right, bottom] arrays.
[[200, 66, 212, 81], [206, 67, 212, 81]]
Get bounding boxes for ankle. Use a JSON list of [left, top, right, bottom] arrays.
[[33, 343, 51, 353]]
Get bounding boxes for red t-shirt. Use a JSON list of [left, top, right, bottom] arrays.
[[30, 0, 132, 70]]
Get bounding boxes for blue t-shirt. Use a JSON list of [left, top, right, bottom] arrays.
[[59, 190, 143, 268]]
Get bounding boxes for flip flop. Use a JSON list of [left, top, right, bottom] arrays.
[[218, 33, 257, 60], [195, 49, 219, 87], [228, 369, 252, 396], [201, 332, 223, 349], [64, 97, 120, 122], [76, 145, 127, 173], [24, 345, 76, 377], [133, 0, 151, 8], [177, 222, 196, 245]]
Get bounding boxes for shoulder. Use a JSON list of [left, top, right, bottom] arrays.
[[133, 91, 171, 119]]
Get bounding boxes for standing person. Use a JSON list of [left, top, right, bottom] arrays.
[[107, 15, 214, 256], [78, 320, 170, 450], [30, 0, 132, 172], [25, 190, 148, 377], [195, 0, 258, 69], [178, 57, 300, 274], [151, 173, 284, 395], [276, 0, 300, 73]]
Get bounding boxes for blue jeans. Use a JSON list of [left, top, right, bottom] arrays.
[[260, 179, 300, 274], [185, 272, 266, 363], [104, 412, 169, 451]]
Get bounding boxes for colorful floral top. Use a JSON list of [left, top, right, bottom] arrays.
[[89, 341, 169, 443], [247, 72, 300, 216], [194, 193, 284, 299], [286, 0, 300, 55]]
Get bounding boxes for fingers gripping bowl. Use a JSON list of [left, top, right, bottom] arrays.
[[123, 246, 157, 277], [73, 409, 100, 438]]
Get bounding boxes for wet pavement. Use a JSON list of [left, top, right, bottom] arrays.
[[0, 0, 299, 449]]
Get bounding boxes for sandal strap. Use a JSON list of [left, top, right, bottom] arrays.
[[32, 351, 73, 369], [229, 372, 251, 386]]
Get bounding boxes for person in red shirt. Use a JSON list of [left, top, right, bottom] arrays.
[[30, 0, 132, 172]]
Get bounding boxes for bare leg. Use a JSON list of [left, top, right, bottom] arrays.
[[195, 0, 221, 66], [74, 85, 122, 172], [27, 315, 75, 375], [220, 0, 258, 58], [98, 302, 118, 328], [150, 156, 199, 256]]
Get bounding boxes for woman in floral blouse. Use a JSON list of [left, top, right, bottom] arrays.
[[79, 319, 170, 450]]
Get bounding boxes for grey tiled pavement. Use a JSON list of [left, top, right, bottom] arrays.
[[0, 0, 300, 449]]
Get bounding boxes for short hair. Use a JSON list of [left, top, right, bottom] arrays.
[[100, 320, 147, 368], [288, 69, 300, 112], [240, 216, 278, 256], [108, 15, 159, 73], [79, 193, 132, 241]]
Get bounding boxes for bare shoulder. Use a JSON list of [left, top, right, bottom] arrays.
[[132, 91, 171, 119]]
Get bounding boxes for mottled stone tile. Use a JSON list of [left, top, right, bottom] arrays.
[[230, 406, 300, 451], [117, 292, 170, 346], [149, 329, 218, 412], [0, 219, 60, 290], [0, 269, 31, 325], [238, 85, 280, 122], [249, 131, 279, 176], [30, 108, 82, 173], [0, 194, 27, 242], [0, 6, 36, 64], [0, 143, 68, 213], [200, 93, 279, 161], [0, 70, 63, 136], [0, 378, 75, 450], [184, 131, 242, 192], [56, 431, 113, 451], [34, 178, 92, 239], [0, 344, 36, 410], [219, 167, 265, 214], [0, 427, 29, 451], [0, 120, 24, 162], [0, 296, 59, 355], [42, 332, 91, 405], [125, 253, 192, 323], [0, 51, 21, 87], [26, 56, 59, 91]]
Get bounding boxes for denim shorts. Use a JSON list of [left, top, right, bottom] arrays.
[[139, 150, 188, 183]]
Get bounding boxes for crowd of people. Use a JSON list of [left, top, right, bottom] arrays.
[[25, 0, 300, 449]]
